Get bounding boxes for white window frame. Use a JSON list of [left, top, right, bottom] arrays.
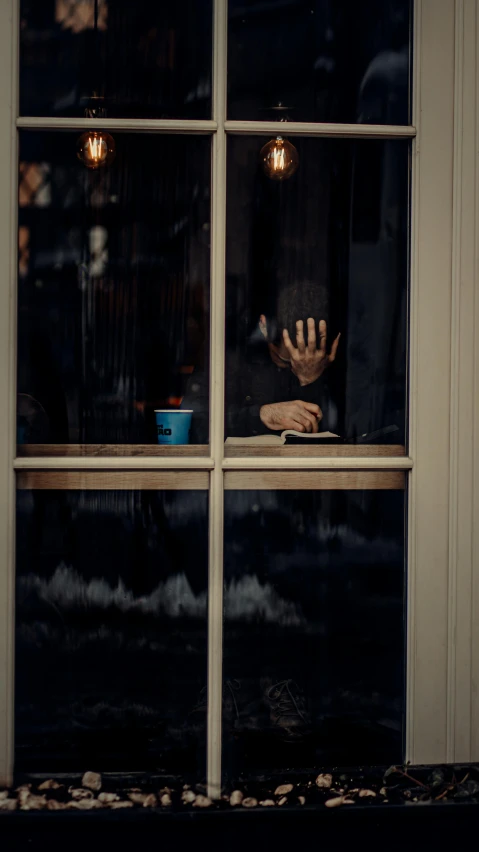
[[1, 0, 478, 795]]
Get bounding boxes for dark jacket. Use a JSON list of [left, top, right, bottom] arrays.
[[183, 341, 333, 443]]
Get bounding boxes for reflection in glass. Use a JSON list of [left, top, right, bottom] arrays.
[[20, 0, 212, 119], [223, 489, 405, 780], [15, 489, 208, 773], [220, 137, 409, 446], [17, 132, 210, 445], [228, 0, 411, 125]]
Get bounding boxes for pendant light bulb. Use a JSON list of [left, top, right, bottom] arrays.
[[77, 130, 115, 170], [260, 136, 298, 181]]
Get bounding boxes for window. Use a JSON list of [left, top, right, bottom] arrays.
[[1, 0, 477, 792]]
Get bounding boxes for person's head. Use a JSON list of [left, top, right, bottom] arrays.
[[260, 281, 329, 365]]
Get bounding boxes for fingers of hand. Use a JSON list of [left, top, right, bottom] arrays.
[[306, 317, 317, 352], [291, 405, 317, 433], [329, 332, 341, 362], [282, 328, 296, 357], [300, 401, 322, 418], [295, 320, 305, 354], [319, 319, 327, 355]]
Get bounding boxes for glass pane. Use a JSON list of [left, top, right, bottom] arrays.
[[223, 489, 405, 781], [18, 132, 210, 448], [228, 0, 411, 124], [20, 0, 212, 119], [222, 137, 409, 449], [16, 489, 208, 774]]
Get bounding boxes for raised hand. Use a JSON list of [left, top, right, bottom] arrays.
[[282, 319, 340, 387], [260, 400, 323, 432]]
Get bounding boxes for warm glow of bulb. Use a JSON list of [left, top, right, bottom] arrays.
[[77, 131, 116, 169], [260, 136, 299, 181]]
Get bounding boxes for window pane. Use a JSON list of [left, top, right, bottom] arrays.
[[223, 488, 405, 780], [20, 0, 212, 119], [15, 489, 208, 773], [18, 132, 210, 448], [222, 137, 409, 449], [228, 0, 411, 124]]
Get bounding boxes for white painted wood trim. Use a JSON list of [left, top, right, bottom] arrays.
[[224, 120, 416, 138], [0, 0, 16, 788], [405, 0, 422, 766], [222, 456, 412, 470], [472, 0, 479, 762], [13, 455, 411, 471], [206, 0, 227, 800], [13, 457, 215, 470], [446, 0, 465, 764], [17, 117, 217, 134], [406, 0, 456, 765], [447, 0, 479, 763]]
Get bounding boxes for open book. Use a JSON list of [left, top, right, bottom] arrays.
[[225, 425, 399, 447], [225, 430, 339, 446]]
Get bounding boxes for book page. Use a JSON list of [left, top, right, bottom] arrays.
[[281, 430, 339, 440], [225, 434, 283, 446], [225, 431, 339, 446]]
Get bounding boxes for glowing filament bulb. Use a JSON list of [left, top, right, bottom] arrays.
[[260, 136, 299, 181], [77, 131, 116, 170]]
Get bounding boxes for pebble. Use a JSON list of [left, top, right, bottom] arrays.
[[0, 798, 17, 811], [229, 790, 244, 807], [325, 796, 354, 808], [181, 790, 197, 804], [193, 795, 212, 808], [160, 793, 172, 807], [82, 771, 102, 792], [46, 800, 67, 811], [98, 792, 120, 804], [143, 794, 158, 808], [277, 796, 288, 806], [67, 799, 103, 810], [359, 789, 377, 798], [17, 789, 31, 807], [38, 779, 61, 791], [379, 787, 388, 797], [69, 787, 93, 801], [260, 799, 276, 807], [109, 801, 134, 810], [316, 774, 333, 789], [274, 784, 293, 796], [128, 792, 150, 805], [0, 791, 8, 800], [242, 797, 258, 808], [298, 796, 306, 806], [20, 794, 48, 810]]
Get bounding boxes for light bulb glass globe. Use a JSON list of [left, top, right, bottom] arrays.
[[260, 136, 299, 181], [77, 131, 116, 170]]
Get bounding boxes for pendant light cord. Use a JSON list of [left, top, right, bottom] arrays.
[[93, 0, 99, 97]]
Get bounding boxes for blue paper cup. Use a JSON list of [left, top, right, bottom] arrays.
[[155, 410, 193, 445]]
